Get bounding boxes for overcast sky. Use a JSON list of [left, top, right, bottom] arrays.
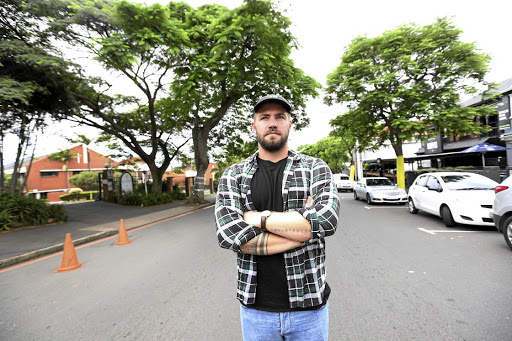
[[5, 0, 512, 164]]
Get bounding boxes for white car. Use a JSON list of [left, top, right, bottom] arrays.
[[353, 177, 408, 204], [492, 175, 512, 250], [333, 173, 355, 192], [408, 172, 498, 227]]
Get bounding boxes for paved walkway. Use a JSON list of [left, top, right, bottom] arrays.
[[0, 196, 216, 268]]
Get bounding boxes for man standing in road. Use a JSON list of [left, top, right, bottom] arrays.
[[215, 94, 340, 340]]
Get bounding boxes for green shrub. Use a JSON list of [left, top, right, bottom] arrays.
[[0, 208, 14, 231], [117, 190, 186, 206], [60, 191, 98, 202], [46, 204, 68, 223], [0, 192, 68, 231]]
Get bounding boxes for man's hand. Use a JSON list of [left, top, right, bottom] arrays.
[[305, 196, 314, 208]]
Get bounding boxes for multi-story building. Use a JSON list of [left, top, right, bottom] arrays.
[[409, 77, 511, 173]]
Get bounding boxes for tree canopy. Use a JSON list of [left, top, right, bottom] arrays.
[[299, 136, 350, 174], [28, 0, 320, 199], [324, 18, 496, 188], [35, 0, 193, 193], [164, 0, 320, 202], [0, 0, 83, 193]]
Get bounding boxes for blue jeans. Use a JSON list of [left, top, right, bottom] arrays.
[[240, 302, 329, 341]]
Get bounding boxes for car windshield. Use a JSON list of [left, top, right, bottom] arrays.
[[440, 174, 497, 190], [366, 178, 394, 186]]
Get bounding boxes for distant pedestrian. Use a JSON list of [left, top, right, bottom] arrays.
[[215, 94, 340, 340]]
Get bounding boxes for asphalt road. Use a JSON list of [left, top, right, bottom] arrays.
[[1, 192, 511, 340]]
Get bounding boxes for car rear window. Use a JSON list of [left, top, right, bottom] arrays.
[[367, 178, 393, 186], [440, 174, 497, 190]]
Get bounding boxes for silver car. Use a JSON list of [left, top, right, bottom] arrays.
[[492, 175, 512, 250], [354, 177, 408, 205]]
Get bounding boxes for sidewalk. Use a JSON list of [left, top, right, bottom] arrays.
[[0, 196, 216, 269]]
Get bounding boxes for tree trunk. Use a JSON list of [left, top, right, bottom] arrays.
[[148, 164, 165, 194], [10, 112, 27, 194], [188, 126, 209, 204], [21, 134, 37, 194], [0, 131, 4, 193]]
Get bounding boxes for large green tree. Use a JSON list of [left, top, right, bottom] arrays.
[[324, 18, 496, 189], [167, 0, 320, 203], [0, 0, 82, 193], [31, 0, 192, 193]]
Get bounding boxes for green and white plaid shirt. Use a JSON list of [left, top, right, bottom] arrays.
[[215, 150, 340, 308]]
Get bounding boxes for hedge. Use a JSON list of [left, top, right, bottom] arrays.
[[60, 191, 98, 202], [107, 191, 187, 206]]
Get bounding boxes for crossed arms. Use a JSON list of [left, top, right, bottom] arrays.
[[239, 197, 314, 255]]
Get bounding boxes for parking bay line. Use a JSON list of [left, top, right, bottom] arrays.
[[418, 228, 479, 235], [364, 206, 406, 209]]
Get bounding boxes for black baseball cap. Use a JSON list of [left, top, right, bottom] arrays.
[[254, 94, 292, 113]]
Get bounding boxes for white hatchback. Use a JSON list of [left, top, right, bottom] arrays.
[[407, 172, 498, 227], [333, 173, 355, 192]]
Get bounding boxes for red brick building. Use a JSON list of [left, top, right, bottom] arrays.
[[9, 144, 113, 202], [164, 163, 218, 191]]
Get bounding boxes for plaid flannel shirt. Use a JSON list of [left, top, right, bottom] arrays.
[[215, 150, 340, 308]]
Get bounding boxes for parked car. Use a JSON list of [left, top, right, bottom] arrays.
[[407, 172, 498, 227], [333, 173, 355, 192], [492, 175, 512, 250], [353, 177, 407, 204]]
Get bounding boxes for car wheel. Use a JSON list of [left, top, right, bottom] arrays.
[[502, 216, 512, 250], [441, 205, 456, 227], [366, 194, 372, 205], [408, 198, 418, 214], [354, 191, 358, 200]]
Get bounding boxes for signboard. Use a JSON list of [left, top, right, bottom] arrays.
[[424, 135, 443, 154], [491, 96, 511, 129], [120, 172, 134, 195]]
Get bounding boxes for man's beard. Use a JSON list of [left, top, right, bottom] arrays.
[[257, 130, 289, 152]]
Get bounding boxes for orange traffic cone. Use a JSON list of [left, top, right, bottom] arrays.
[[55, 233, 83, 273], [114, 219, 132, 246]]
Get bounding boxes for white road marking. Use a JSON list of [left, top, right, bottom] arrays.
[[418, 228, 479, 235]]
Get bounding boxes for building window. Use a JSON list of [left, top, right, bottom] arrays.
[[27, 192, 48, 199], [41, 171, 59, 177], [72, 171, 82, 176]]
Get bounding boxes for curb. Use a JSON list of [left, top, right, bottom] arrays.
[[0, 201, 214, 269]]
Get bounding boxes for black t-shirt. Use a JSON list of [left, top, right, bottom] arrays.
[[249, 155, 330, 312]]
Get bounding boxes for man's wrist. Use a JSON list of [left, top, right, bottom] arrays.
[[260, 210, 271, 230]]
